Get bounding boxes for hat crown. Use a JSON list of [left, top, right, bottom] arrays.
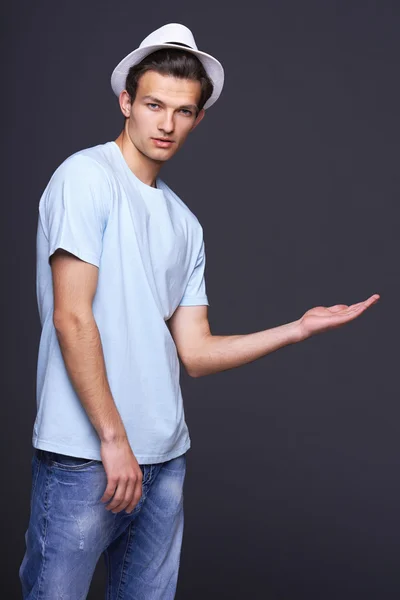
[[111, 23, 223, 109], [139, 23, 198, 51]]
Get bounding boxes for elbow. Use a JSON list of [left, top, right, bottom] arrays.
[[185, 363, 201, 378], [188, 368, 202, 378], [53, 312, 69, 332], [53, 312, 73, 332], [53, 310, 94, 333], [186, 359, 209, 378], [183, 337, 212, 378], [184, 357, 205, 378]]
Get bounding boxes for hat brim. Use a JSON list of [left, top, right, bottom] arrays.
[[111, 43, 224, 110]]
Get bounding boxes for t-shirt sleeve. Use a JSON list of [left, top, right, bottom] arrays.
[[179, 238, 209, 306], [39, 154, 111, 268]]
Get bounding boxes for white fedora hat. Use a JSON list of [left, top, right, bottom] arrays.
[[111, 23, 224, 110]]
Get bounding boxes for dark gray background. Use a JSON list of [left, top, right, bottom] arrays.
[[3, 1, 399, 598]]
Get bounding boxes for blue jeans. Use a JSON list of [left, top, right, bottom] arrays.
[[19, 449, 186, 599]]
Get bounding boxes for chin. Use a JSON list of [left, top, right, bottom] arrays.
[[150, 148, 176, 161]]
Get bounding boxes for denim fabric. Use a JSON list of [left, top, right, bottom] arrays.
[[19, 449, 186, 599]]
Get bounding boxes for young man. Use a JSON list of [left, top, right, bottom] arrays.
[[19, 22, 379, 600]]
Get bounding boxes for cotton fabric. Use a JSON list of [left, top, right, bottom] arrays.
[[34, 141, 209, 463]]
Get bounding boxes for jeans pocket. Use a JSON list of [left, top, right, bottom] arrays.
[[49, 452, 100, 471]]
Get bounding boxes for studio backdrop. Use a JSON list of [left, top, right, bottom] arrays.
[[3, 1, 399, 598]]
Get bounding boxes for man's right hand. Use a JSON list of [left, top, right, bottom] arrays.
[[100, 436, 143, 514]]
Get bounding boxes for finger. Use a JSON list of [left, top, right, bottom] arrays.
[[366, 294, 380, 306], [330, 295, 380, 313], [327, 304, 349, 312], [337, 304, 366, 320], [327, 305, 363, 323], [352, 295, 380, 309], [105, 479, 129, 512], [347, 301, 365, 311], [101, 478, 118, 504], [329, 304, 361, 317], [346, 298, 376, 312], [349, 296, 378, 312], [125, 484, 143, 514], [112, 479, 137, 514]]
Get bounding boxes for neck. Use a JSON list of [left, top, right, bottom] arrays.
[[114, 129, 161, 188]]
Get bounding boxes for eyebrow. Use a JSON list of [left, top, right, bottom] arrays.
[[142, 95, 198, 112]]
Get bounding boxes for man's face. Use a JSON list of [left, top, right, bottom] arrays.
[[124, 70, 205, 163]]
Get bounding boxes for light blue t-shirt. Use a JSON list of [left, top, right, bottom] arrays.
[[34, 140, 209, 463]]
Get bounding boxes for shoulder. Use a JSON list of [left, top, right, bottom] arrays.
[[50, 146, 112, 187], [40, 145, 113, 221]]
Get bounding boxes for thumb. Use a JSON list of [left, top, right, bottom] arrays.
[[327, 304, 348, 312]]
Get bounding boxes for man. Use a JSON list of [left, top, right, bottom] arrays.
[[19, 22, 379, 600]]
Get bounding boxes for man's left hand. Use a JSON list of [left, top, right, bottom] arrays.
[[298, 293, 380, 340]]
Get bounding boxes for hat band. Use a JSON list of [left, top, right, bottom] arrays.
[[165, 41, 194, 49]]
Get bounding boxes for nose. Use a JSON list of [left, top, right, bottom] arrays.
[[158, 111, 174, 135]]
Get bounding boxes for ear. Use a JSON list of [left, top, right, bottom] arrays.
[[119, 90, 132, 119], [190, 108, 206, 132]]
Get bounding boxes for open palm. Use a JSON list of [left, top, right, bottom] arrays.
[[299, 294, 380, 339]]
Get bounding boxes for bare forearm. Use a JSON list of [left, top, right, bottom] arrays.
[[189, 318, 304, 377], [54, 315, 126, 442]]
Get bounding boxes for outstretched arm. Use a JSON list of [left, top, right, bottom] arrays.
[[167, 294, 380, 378]]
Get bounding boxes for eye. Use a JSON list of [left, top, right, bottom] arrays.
[[180, 109, 193, 116], [147, 103, 160, 110]]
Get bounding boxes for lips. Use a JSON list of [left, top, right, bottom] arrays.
[[151, 138, 175, 148]]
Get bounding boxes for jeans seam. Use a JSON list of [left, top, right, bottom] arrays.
[[31, 455, 42, 507], [50, 460, 98, 471], [104, 548, 112, 600], [142, 463, 153, 485], [116, 522, 134, 600], [35, 463, 52, 600]]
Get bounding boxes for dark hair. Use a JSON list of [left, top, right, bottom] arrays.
[[125, 47, 214, 116]]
